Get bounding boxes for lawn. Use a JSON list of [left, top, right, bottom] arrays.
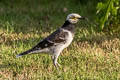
[[0, 0, 120, 79]]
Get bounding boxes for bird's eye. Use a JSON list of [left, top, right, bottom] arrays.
[[72, 17, 78, 20], [70, 16, 76, 19]]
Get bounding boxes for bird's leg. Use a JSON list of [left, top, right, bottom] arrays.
[[52, 55, 58, 69], [52, 55, 61, 69]]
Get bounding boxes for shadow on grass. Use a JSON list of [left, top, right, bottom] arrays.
[[0, 63, 17, 69], [77, 27, 120, 52], [0, 64, 9, 68]]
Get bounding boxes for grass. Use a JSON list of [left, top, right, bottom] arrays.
[[0, 0, 120, 79]]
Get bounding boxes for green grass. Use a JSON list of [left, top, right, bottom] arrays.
[[0, 0, 120, 79]]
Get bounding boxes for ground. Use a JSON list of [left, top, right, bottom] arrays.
[[0, 0, 120, 79]]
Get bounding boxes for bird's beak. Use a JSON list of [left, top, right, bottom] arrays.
[[78, 17, 87, 20]]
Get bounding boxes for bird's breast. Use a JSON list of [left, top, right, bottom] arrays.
[[63, 29, 74, 48], [49, 29, 74, 54]]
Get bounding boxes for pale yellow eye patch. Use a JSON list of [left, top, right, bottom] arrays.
[[71, 17, 77, 20]]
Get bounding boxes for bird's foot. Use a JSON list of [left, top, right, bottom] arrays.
[[57, 63, 61, 67], [54, 62, 61, 69]]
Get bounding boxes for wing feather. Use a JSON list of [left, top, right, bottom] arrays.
[[32, 28, 68, 50]]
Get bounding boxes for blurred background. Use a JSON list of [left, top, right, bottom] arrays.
[[0, 0, 99, 33]]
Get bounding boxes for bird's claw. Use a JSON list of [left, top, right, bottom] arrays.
[[54, 63, 61, 69], [57, 63, 61, 68]]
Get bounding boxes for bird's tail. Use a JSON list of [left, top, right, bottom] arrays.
[[16, 49, 34, 58]]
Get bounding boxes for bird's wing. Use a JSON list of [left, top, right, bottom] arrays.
[[47, 28, 68, 43], [32, 28, 68, 50]]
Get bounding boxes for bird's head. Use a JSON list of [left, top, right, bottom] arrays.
[[66, 13, 85, 24]]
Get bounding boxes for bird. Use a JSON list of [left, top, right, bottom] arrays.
[[16, 13, 86, 68]]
